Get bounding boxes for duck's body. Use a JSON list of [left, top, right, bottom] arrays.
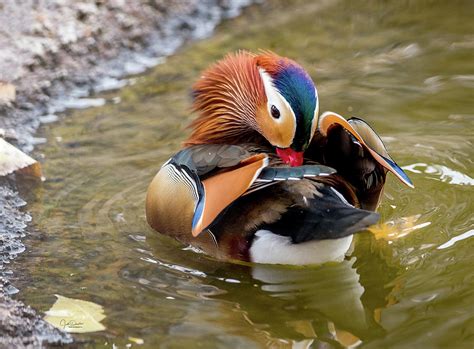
[[146, 51, 413, 265]]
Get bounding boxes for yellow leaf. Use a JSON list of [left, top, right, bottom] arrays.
[[44, 295, 106, 333], [368, 214, 431, 241], [0, 138, 42, 177], [128, 337, 145, 345]]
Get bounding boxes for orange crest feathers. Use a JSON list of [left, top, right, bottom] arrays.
[[185, 51, 267, 146]]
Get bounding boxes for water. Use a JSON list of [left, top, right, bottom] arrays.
[[15, 1, 474, 347]]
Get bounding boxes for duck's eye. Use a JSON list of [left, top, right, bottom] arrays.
[[271, 105, 280, 119]]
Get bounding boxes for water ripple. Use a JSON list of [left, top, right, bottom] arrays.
[[437, 230, 474, 250], [403, 163, 474, 186]]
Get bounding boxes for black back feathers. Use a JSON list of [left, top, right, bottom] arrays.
[[260, 186, 379, 244]]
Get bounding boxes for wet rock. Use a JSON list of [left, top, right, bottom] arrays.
[[0, 186, 72, 347], [0, 186, 28, 276], [0, 291, 72, 347]]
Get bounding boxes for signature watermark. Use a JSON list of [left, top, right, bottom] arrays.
[[59, 319, 84, 330]]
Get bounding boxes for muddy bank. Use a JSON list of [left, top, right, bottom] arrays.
[[0, 0, 254, 346], [0, 0, 254, 150]]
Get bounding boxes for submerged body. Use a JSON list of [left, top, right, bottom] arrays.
[[146, 51, 413, 265]]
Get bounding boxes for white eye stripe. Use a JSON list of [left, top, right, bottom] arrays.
[[258, 68, 296, 127], [310, 87, 319, 139]]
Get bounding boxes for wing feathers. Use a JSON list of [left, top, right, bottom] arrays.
[[261, 186, 379, 243], [318, 111, 414, 188], [257, 164, 335, 182], [192, 154, 269, 236], [172, 144, 250, 176], [244, 164, 336, 196], [146, 161, 203, 237]]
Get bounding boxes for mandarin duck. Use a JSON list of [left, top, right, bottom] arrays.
[[146, 51, 413, 265]]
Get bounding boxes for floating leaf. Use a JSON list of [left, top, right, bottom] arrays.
[[368, 214, 431, 241], [128, 337, 145, 345], [0, 138, 42, 177], [44, 294, 106, 333]]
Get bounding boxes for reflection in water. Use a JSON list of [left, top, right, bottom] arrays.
[[13, 0, 474, 347], [437, 229, 474, 250], [251, 260, 367, 333], [250, 259, 368, 343], [140, 237, 394, 347]]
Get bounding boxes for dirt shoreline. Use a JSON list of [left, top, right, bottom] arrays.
[[0, 1, 255, 346]]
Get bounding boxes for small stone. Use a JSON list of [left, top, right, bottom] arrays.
[[0, 83, 16, 105]]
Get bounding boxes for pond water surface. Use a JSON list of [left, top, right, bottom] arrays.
[[16, 1, 474, 347]]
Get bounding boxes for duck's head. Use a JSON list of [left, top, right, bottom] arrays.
[[186, 51, 319, 166]]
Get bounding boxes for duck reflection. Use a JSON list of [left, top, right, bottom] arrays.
[[222, 260, 383, 347], [251, 259, 367, 333], [144, 233, 395, 347]]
